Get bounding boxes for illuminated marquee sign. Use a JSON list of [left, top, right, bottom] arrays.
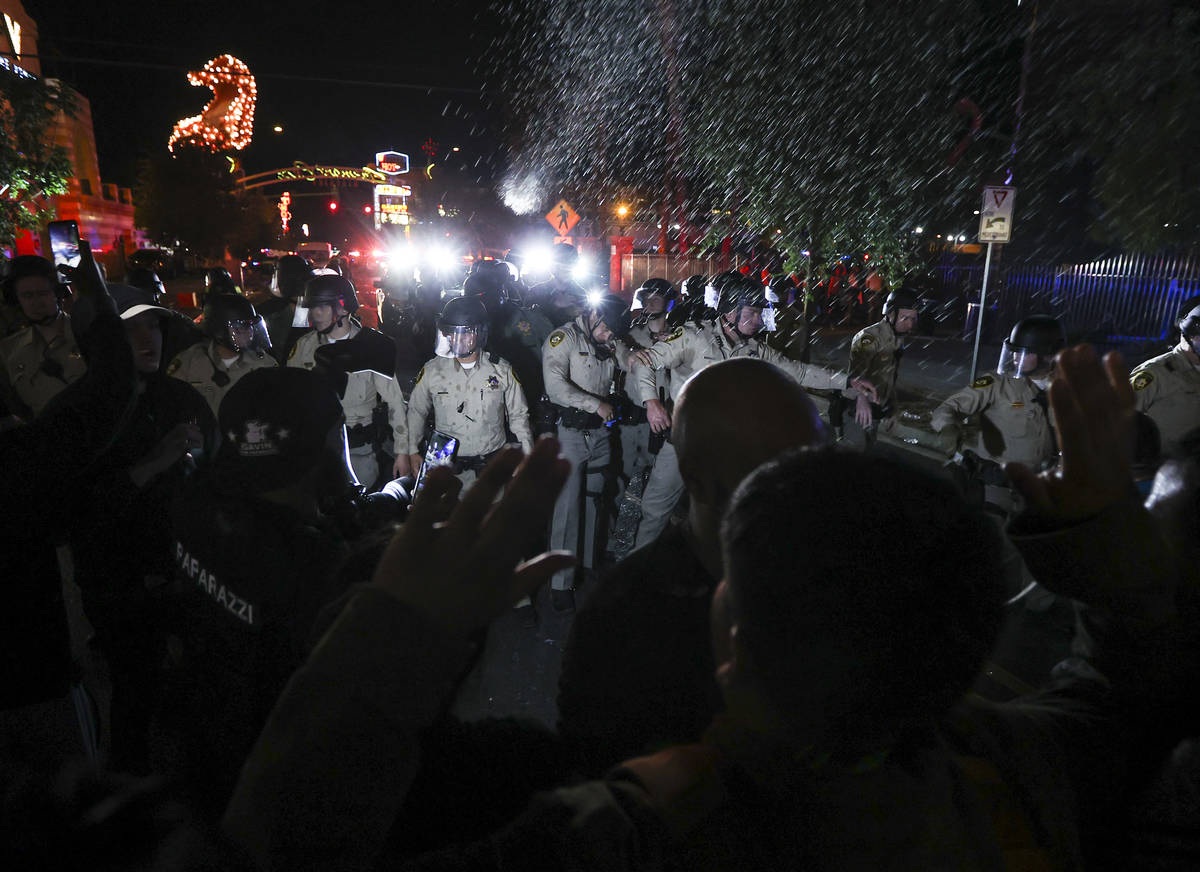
[[1, 12, 32, 79], [169, 54, 257, 153], [377, 185, 412, 197], [276, 162, 388, 184], [379, 202, 409, 214], [375, 151, 410, 175]]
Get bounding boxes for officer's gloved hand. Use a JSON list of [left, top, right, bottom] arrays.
[[68, 239, 117, 342]]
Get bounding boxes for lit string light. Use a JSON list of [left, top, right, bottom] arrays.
[[168, 54, 257, 153]]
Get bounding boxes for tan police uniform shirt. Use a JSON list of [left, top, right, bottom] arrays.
[[168, 340, 277, 417], [1130, 343, 1200, 453], [848, 318, 901, 409], [623, 324, 671, 406], [405, 354, 532, 457], [931, 373, 1056, 468], [287, 324, 408, 454], [633, 321, 846, 406], [543, 316, 622, 414], [0, 314, 86, 418]]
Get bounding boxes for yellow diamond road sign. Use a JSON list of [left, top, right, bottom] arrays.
[[546, 199, 580, 235]]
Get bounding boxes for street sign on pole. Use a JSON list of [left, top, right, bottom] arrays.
[[546, 199, 580, 236], [978, 186, 1016, 243], [970, 186, 1016, 383]]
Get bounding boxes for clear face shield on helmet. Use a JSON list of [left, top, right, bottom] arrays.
[[435, 325, 482, 359], [226, 316, 272, 356], [996, 342, 1049, 379]]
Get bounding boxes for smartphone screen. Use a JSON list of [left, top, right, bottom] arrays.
[[48, 220, 81, 268], [414, 431, 459, 492]]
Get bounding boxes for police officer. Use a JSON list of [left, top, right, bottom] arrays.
[[620, 279, 677, 488], [543, 294, 633, 611], [931, 315, 1062, 470], [632, 274, 866, 549], [288, 274, 410, 487], [0, 255, 87, 419], [847, 286, 920, 442], [379, 273, 437, 395], [406, 296, 532, 486], [158, 367, 352, 817], [167, 293, 276, 416], [258, 253, 313, 357], [765, 274, 810, 363], [464, 262, 553, 411], [529, 243, 588, 328], [1130, 301, 1200, 455]]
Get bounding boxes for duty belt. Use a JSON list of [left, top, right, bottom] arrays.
[[558, 407, 605, 430], [346, 422, 376, 449], [456, 449, 501, 473]]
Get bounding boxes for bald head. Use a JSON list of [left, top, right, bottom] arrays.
[[674, 359, 827, 507]]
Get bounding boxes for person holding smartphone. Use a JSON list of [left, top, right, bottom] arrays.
[[0, 255, 87, 419]]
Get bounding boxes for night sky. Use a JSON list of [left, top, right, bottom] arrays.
[[24, 0, 499, 194]]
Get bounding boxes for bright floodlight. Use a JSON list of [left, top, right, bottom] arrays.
[[430, 247, 459, 273], [586, 289, 604, 307], [388, 246, 416, 274], [571, 258, 591, 283], [524, 246, 553, 278]]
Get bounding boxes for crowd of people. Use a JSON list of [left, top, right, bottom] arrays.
[[0, 235, 1199, 869]]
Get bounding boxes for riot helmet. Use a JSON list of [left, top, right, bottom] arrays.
[[462, 270, 508, 311], [588, 293, 631, 340], [632, 277, 677, 313], [204, 293, 271, 356], [2, 255, 67, 325], [883, 287, 921, 334], [204, 267, 237, 295], [550, 243, 578, 275], [302, 274, 359, 335], [1177, 298, 1200, 354], [126, 267, 167, 305], [436, 295, 489, 360], [681, 274, 707, 299], [273, 254, 314, 301], [997, 315, 1065, 379], [714, 274, 776, 339]]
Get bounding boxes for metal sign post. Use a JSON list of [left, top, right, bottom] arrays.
[[970, 186, 1016, 384], [969, 241, 994, 385]]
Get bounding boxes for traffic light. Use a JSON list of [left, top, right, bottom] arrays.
[[362, 205, 372, 214], [328, 200, 338, 212]]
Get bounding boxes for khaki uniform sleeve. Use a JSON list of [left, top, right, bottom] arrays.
[[372, 372, 408, 455], [504, 366, 534, 453], [847, 329, 885, 387], [761, 344, 847, 391], [405, 365, 431, 455], [634, 327, 690, 405], [1130, 367, 1157, 413], [543, 331, 601, 413], [932, 377, 996, 434]]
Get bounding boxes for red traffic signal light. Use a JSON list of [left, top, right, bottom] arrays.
[[362, 205, 372, 214], [329, 201, 338, 212]]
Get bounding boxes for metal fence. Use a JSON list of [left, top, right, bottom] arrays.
[[619, 253, 748, 293], [936, 248, 1200, 345]]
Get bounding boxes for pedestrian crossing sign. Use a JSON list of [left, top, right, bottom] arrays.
[[546, 200, 580, 235]]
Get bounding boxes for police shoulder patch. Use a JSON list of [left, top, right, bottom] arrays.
[[1131, 370, 1153, 391], [549, 330, 566, 348], [972, 375, 994, 389], [665, 326, 685, 343], [855, 334, 875, 348], [166, 356, 182, 376], [413, 365, 425, 387]]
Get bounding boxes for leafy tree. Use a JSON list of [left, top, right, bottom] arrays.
[[134, 148, 275, 260], [0, 73, 75, 249]]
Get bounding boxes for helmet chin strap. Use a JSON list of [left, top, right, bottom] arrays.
[[724, 309, 754, 344]]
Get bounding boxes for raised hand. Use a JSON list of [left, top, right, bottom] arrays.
[[1007, 345, 1136, 523], [371, 439, 573, 635]]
